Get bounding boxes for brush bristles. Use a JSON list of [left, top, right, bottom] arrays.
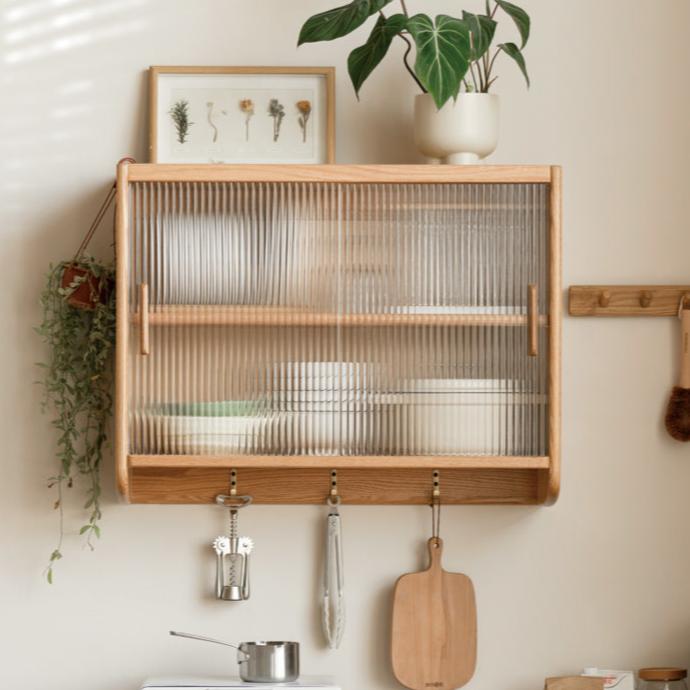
[[665, 386, 690, 442]]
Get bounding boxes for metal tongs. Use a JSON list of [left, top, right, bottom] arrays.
[[322, 495, 345, 649]]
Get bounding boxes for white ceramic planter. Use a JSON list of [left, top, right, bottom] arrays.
[[414, 93, 499, 164]]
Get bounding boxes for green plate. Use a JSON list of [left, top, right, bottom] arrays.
[[155, 400, 264, 417]]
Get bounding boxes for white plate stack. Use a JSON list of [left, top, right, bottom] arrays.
[[270, 362, 373, 455], [160, 214, 251, 305], [389, 378, 546, 455]]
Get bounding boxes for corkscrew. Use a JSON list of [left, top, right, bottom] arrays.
[[213, 494, 253, 601]]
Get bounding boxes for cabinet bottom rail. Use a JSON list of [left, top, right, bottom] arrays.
[[125, 456, 553, 505]]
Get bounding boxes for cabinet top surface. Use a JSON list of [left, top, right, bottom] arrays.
[[120, 163, 558, 185]]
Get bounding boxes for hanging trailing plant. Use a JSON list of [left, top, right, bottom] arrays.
[[298, 0, 530, 108], [36, 184, 119, 583], [37, 257, 115, 582]]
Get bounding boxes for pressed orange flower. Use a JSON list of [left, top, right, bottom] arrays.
[[296, 100, 312, 143], [239, 99, 255, 141]]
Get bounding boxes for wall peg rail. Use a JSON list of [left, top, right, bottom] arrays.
[[115, 162, 562, 506], [569, 286, 690, 317]]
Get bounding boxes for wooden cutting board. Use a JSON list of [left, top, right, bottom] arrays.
[[545, 678, 606, 690], [391, 538, 477, 690]]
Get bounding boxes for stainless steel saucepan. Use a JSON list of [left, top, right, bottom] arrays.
[[169, 631, 299, 683]]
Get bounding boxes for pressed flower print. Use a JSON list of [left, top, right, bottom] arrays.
[[155, 69, 331, 162]]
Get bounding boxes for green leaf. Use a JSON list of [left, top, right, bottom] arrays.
[[93, 525, 101, 539], [462, 11, 496, 61], [348, 13, 407, 96], [79, 525, 90, 535], [47, 568, 53, 584], [407, 14, 471, 109], [494, 0, 530, 48], [498, 42, 530, 86], [298, 0, 392, 45]]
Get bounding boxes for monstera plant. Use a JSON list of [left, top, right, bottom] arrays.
[[298, 0, 530, 108]]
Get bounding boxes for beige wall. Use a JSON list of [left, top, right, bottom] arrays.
[[2, 1, 690, 688]]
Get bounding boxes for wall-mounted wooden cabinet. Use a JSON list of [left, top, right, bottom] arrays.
[[115, 163, 561, 505]]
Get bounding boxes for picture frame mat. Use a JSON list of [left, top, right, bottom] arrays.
[[149, 66, 335, 164]]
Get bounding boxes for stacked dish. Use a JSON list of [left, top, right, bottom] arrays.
[[159, 214, 299, 306], [142, 400, 266, 454], [382, 305, 526, 314], [270, 362, 374, 455], [160, 215, 251, 304], [388, 379, 546, 455], [137, 376, 545, 457]]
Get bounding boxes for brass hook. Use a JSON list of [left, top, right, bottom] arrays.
[[431, 470, 441, 542], [326, 470, 341, 510], [215, 494, 252, 509]]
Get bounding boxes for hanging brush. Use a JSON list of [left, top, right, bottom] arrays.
[[665, 295, 690, 441]]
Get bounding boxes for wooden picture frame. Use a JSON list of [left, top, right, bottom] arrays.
[[148, 66, 335, 164]]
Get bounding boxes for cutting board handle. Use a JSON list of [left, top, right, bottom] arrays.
[[427, 537, 443, 571]]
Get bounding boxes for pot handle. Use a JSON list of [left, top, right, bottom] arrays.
[[169, 631, 250, 660]]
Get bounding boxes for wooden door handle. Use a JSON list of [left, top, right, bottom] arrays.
[[528, 283, 538, 357], [139, 283, 150, 356]]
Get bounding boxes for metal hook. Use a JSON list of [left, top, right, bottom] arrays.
[[215, 494, 253, 509], [431, 470, 441, 542], [326, 470, 341, 512], [329, 469, 339, 498]]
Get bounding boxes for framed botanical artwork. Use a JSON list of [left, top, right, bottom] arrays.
[[149, 66, 335, 164]]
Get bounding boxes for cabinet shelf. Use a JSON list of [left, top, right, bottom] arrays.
[[132, 305, 548, 328]]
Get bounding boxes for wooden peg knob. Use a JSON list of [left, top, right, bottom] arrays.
[[598, 290, 611, 308], [640, 291, 653, 308]]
